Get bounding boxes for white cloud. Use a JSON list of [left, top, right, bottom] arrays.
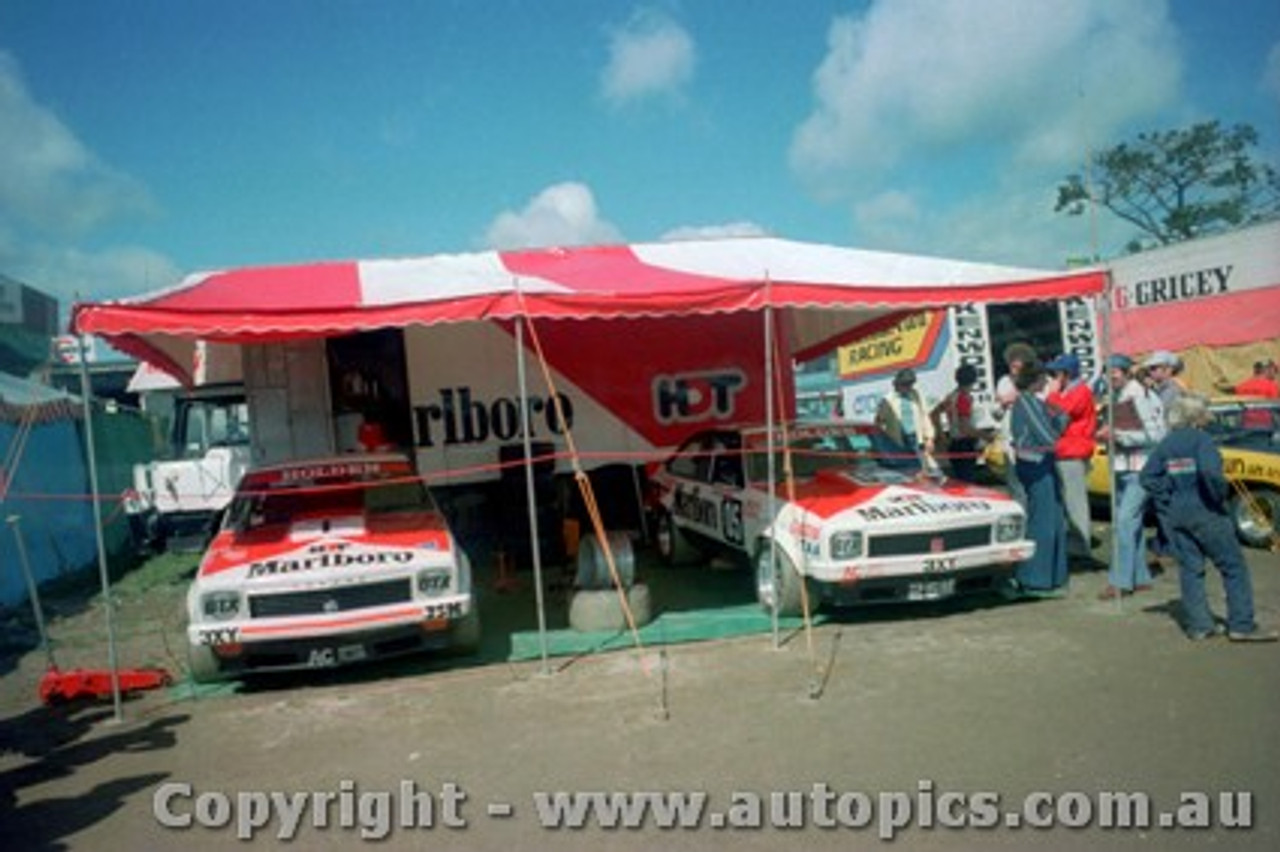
[[482, 182, 624, 250], [854, 190, 919, 229], [850, 178, 1132, 269], [0, 52, 157, 236], [660, 221, 770, 241], [0, 232, 181, 319], [8, 238, 178, 302], [600, 8, 696, 106], [1264, 40, 1280, 101], [0, 52, 175, 316], [789, 0, 1181, 191]]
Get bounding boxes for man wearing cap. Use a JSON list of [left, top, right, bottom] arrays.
[[1141, 349, 1185, 564], [875, 368, 935, 463], [1045, 352, 1097, 563], [1096, 354, 1166, 599], [1143, 350, 1184, 408]]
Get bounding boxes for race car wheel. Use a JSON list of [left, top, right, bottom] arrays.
[[1232, 487, 1279, 549], [187, 642, 222, 684], [755, 541, 805, 617], [449, 607, 482, 656], [655, 511, 698, 566], [568, 584, 653, 632]]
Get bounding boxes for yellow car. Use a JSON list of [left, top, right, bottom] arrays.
[[1088, 397, 1280, 548]]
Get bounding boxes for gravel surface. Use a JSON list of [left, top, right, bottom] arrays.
[[2, 530, 1278, 851]]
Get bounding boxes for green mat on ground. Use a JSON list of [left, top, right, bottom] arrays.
[[507, 604, 824, 662]]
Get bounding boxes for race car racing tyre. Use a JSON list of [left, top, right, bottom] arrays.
[[448, 607, 482, 656], [1232, 487, 1280, 549], [655, 511, 699, 566], [187, 642, 222, 684], [755, 541, 806, 618], [575, 531, 636, 590], [568, 584, 653, 633]]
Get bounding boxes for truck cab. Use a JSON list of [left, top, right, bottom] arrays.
[[127, 384, 251, 552]]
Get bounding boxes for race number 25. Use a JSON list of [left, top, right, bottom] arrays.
[[721, 498, 744, 546]]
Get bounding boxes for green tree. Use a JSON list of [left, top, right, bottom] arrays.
[[1055, 121, 1280, 252]]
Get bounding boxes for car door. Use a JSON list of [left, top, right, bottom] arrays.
[[666, 433, 721, 543], [706, 432, 748, 551]]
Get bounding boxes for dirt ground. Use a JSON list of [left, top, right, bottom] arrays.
[[2, 527, 1278, 851]]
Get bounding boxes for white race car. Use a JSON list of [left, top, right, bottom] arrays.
[[649, 422, 1034, 615], [185, 454, 478, 682]]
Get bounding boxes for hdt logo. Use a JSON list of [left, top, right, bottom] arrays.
[[653, 370, 747, 425]]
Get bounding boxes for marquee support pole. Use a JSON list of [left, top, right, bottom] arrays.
[[514, 314, 551, 675], [764, 302, 780, 649], [78, 335, 124, 721]]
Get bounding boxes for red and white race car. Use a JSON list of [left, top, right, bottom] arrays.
[[184, 454, 478, 681], [649, 422, 1034, 615]]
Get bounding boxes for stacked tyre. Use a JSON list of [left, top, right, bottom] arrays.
[[568, 531, 653, 632]]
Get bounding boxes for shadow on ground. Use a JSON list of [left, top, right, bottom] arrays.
[[0, 698, 188, 852]]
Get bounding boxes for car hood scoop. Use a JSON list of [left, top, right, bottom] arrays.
[[289, 514, 366, 541]]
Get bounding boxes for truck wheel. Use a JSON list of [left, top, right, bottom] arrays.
[[755, 541, 806, 617], [655, 511, 698, 566], [568, 584, 653, 632], [1232, 487, 1279, 549], [146, 512, 167, 555], [187, 642, 222, 684]]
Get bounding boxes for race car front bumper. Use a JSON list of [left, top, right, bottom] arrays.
[[805, 542, 1034, 605], [188, 594, 474, 675]]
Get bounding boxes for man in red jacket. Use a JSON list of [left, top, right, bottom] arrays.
[[1046, 353, 1098, 563], [1233, 360, 1279, 399]]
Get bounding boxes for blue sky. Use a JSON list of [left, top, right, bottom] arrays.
[[1, 0, 1278, 314]]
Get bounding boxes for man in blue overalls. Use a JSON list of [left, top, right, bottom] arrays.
[[1140, 394, 1277, 642]]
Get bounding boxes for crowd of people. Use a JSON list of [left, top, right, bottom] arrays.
[[909, 343, 1277, 642]]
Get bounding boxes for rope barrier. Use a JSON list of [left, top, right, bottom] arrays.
[[0, 442, 1023, 505]]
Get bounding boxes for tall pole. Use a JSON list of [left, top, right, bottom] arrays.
[[78, 335, 123, 721], [764, 303, 779, 648], [1084, 146, 1122, 606], [515, 316, 550, 674]]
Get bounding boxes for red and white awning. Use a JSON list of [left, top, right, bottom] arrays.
[[72, 237, 1106, 382]]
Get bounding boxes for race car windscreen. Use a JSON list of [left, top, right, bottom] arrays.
[[224, 473, 436, 534], [745, 427, 921, 482]]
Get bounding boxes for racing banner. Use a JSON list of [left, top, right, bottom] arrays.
[[404, 313, 791, 482], [1108, 220, 1280, 354]]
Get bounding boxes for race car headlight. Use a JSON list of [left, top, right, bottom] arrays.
[[201, 590, 241, 621], [995, 515, 1025, 543], [829, 531, 863, 560], [417, 567, 452, 597]]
